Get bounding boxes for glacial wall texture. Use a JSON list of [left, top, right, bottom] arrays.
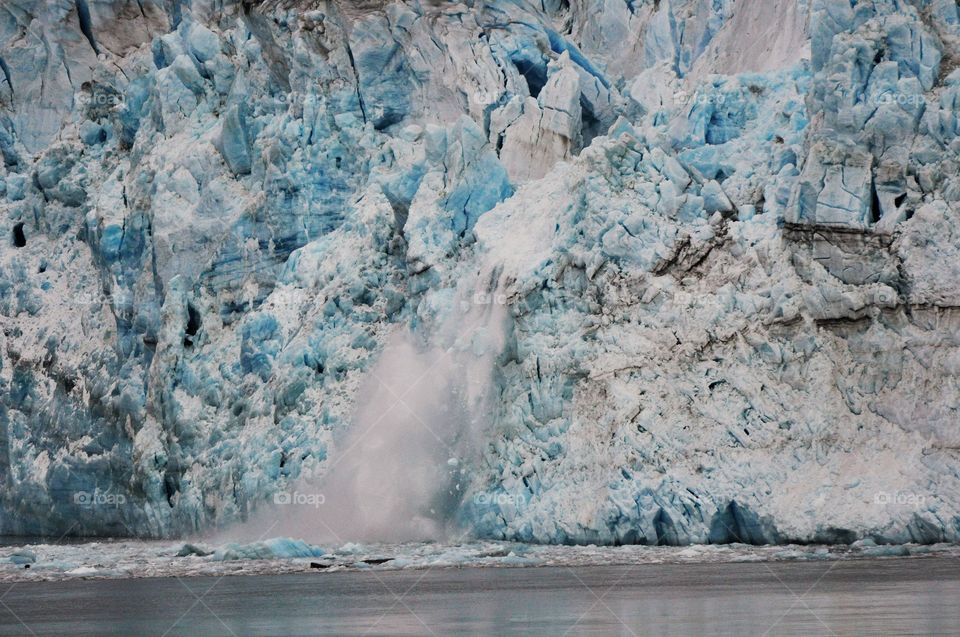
[[1, 0, 959, 544]]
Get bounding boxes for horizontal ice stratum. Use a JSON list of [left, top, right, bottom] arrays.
[[1, 0, 960, 546]]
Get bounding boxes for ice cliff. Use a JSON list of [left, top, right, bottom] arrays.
[[1, 0, 960, 545]]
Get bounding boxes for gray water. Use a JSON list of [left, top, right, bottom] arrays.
[[0, 557, 957, 636]]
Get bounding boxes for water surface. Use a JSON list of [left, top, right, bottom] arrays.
[[0, 556, 957, 635]]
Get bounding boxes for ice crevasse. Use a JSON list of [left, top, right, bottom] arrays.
[[0, 0, 960, 546]]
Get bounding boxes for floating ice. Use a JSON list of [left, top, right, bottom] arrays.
[[0, 538, 957, 583], [211, 538, 326, 562]]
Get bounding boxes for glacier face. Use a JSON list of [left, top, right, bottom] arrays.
[[0, 0, 959, 545]]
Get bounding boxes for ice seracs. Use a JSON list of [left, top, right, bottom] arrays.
[[0, 0, 958, 546]]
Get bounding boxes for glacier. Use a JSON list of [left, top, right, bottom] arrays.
[[0, 0, 959, 548]]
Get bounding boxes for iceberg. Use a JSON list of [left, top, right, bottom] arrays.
[[211, 538, 325, 562]]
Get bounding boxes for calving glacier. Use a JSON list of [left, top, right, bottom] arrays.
[[1, 0, 959, 548]]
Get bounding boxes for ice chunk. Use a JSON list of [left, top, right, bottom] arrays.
[[6, 550, 36, 565], [212, 538, 326, 562]]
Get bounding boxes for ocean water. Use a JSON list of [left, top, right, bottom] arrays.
[[0, 556, 958, 636]]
